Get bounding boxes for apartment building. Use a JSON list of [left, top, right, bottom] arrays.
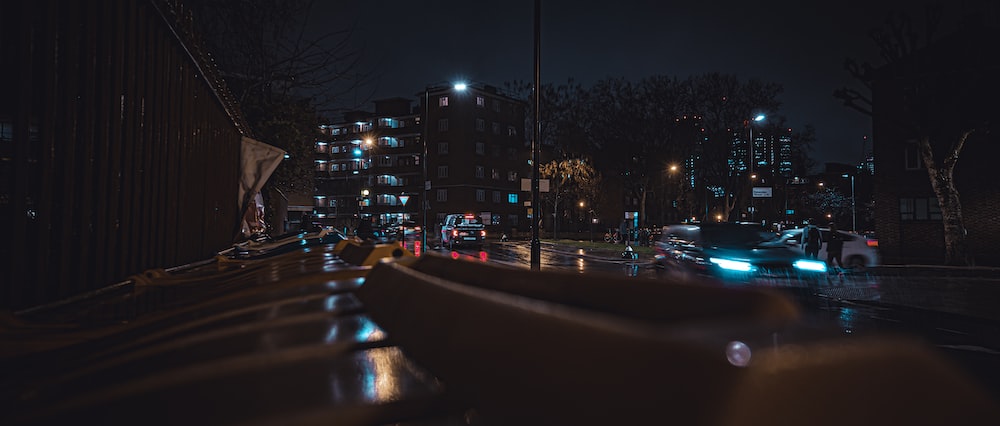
[[313, 83, 528, 236]]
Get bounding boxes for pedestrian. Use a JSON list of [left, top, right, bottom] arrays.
[[801, 219, 822, 259], [826, 222, 845, 271]]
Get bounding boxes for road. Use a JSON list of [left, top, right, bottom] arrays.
[[434, 240, 1000, 399]]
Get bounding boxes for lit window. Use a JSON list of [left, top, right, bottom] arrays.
[[377, 194, 397, 206], [491, 168, 500, 180], [439, 96, 449, 107], [508, 193, 518, 204], [476, 96, 485, 107]]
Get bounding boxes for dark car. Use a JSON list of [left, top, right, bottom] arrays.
[[653, 222, 827, 285]]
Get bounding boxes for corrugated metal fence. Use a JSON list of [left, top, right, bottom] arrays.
[[0, 0, 248, 310]]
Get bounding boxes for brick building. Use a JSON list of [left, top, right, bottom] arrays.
[[871, 24, 1000, 265]]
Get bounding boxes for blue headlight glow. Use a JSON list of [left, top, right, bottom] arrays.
[[794, 259, 827, 272], [709, 257, 753, 272]]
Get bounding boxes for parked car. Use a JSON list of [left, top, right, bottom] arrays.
[[776, 228, 880, 271], [653, 222, 828, 285], [355, 221, 393, 243], [440, 213, 486, 249], [395, 220, 422, 241]]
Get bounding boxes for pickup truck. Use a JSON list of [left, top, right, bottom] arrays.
[[440, 213, 486, 249]]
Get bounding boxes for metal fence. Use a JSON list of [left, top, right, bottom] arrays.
[[1, 0, 248, 310]]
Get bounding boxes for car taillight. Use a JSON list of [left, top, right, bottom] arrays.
[[866, 239, 879, 248], [480, 230, 486, 237], [452, 230, 458, 237]]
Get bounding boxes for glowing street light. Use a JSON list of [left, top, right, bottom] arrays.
[[748, 114, 765, 174]]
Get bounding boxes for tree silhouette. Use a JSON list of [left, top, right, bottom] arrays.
[[835, 4, 997, 265]]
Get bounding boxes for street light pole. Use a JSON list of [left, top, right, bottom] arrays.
[[530, 0, 541, 270], [746, 114, 764, 224], [421, 89, 429, 253], [843, 173, 856, 232]]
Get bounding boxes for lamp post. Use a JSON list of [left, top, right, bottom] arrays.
[[421, 82, 467, 253], [747, 114, 765, 174], [842, 173, 856, 232], [745, 115, 764, 224], [530, 0, 542, 270]]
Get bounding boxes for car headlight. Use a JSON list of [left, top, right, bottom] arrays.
[[794, 259, 827, 272], [709, 257, 753, 272]]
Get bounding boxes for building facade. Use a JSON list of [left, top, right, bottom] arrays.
[[312, 83, 528, 237], [871, 24, 1000, 265]]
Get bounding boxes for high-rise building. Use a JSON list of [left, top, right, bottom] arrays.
[[312, 82, 528, 236]]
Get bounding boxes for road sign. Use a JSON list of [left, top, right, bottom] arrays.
[[399, 195, 410, 205], [752, 187, 773, 198]]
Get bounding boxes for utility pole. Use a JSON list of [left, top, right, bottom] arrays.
[[530, 0, 541, 270]]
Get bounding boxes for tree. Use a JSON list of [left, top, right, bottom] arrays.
[[540, 158, 601, 239], [189, 0, 369, 198], [834, 5, 997, 265], [804, 187, 852, 224], [681, 73, 783, 221]]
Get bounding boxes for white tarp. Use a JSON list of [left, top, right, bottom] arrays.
[[239, 137, 285, 236]]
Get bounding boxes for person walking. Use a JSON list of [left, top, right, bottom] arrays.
[[801, 219, 822, 259], [825, 222, 845, 271]]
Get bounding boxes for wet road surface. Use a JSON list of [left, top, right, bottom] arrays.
[[438, 240, 1000, 399]]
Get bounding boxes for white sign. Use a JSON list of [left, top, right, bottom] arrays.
[[752, 187, 773, 198], [520, 178, 550, 192], [398, 195, 410, 205]]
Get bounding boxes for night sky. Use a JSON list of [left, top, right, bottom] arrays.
[[324, 0, 920, 169]]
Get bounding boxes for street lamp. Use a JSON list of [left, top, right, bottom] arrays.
[[422, 81, 467, 252], [746, 115, 764, 223], [842, 173, 856, 232], [747, 114, 765, 174]]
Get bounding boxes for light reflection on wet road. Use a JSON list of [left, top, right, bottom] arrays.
[[433, 241, 1000, 397]]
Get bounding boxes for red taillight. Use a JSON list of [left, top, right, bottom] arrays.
[[866, 239, 879, 248], [452, 230, 458, 237], [480, 230, 486, 237]]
